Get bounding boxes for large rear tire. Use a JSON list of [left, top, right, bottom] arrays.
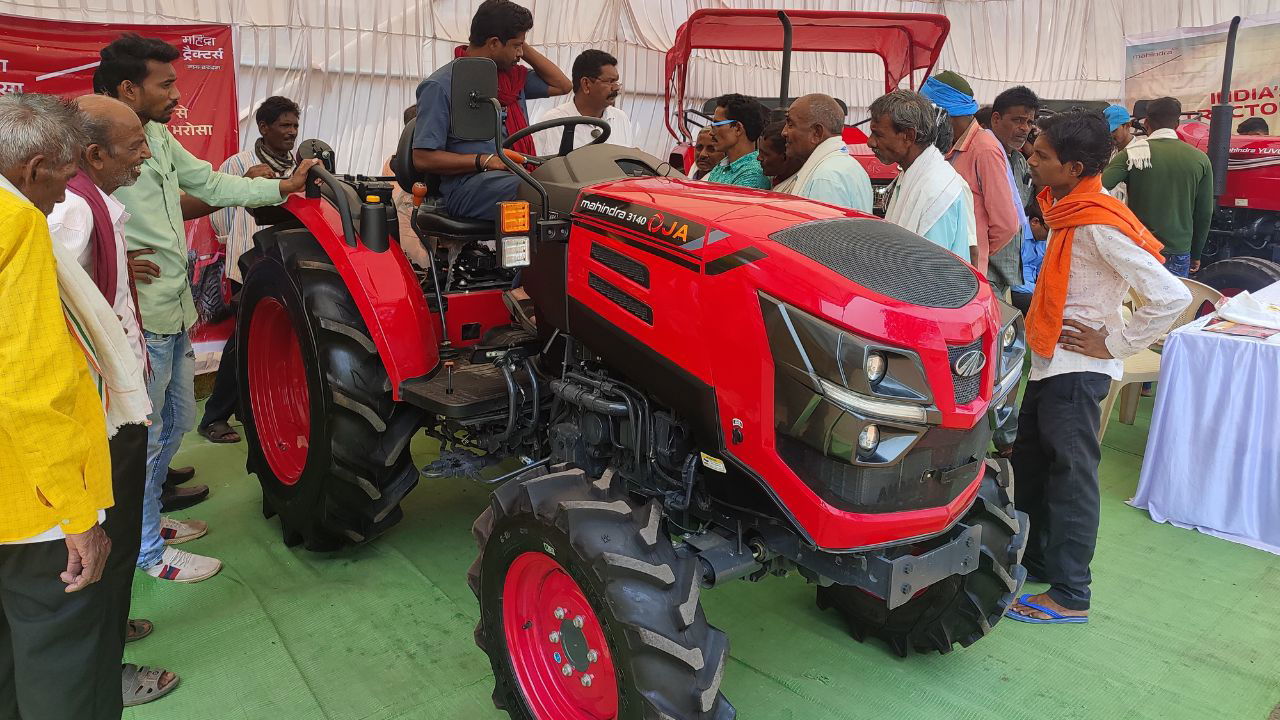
[[1195, 257, 1280, 296], [469, 467, 734, 720], [237, 223, 423, 550], [816, 460, 1028, 657]]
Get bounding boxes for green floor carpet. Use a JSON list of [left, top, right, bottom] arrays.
[[124, 398, 1280, 720]]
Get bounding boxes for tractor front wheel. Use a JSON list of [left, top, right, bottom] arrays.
[[469, 467, 734, 720], [817, 459, 1028, 656], [237, 223, 422, 550]]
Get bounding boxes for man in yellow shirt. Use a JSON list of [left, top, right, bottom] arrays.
[[0, 93, 116, 719]]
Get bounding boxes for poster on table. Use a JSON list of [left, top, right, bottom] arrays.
[[1124, 13, 1280, 131], [0, 14, 238, 372]]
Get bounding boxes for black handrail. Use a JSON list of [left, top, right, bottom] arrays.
[[778, 11, 793, 109], [307, 165, 358, 248]]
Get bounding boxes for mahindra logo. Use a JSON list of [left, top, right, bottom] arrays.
[[952, 349, 986, 378]]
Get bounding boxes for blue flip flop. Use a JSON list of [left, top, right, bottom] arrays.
[[1005, 593, 1088, 624]]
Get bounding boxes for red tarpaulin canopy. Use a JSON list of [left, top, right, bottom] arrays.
[[664, 9, 950, 141]]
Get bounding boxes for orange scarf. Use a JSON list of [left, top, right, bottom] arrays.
[[1026, 175, 1164, 359]]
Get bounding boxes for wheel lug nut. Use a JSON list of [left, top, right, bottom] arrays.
[[581, 674, 593, 687], [554, 607, 567, 620], [586, 649, 599, 663], [549, 631, 561, 644], [572, 615, 585, 629], [561, 663, 573, 676]]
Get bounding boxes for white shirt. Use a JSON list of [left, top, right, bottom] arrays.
[[1030, 223, 1191, 382], [532, 100, 634, 156], [212, 149, 290, 283], [48, 188, 146, 377]]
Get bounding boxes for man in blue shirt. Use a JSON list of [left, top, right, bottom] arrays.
[[782, 94, 873, 212], [412, 0, 570, 221]]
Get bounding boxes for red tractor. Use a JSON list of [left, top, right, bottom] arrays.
[[238, 49, 1028, 719], [662, 9, 946, 215]]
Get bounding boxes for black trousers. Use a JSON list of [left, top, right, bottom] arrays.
[[97, 424, 148, 714], [1012, 371, 1111, 611], [200, 280, 242, 428], [0, 541, 113, 720]]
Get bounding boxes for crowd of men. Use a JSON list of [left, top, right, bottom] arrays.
[[0, 0, 1251, 716]]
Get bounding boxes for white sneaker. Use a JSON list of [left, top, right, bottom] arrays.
[[159, 517, 207, 545], [145, 547, 222, 583]]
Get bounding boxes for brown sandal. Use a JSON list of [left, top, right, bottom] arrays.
[[122, 663, 180, 707], [125, 618, 153, 643]]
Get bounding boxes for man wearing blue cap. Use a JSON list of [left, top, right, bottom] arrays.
[[921, 71, 1019, 281], [1104, 105, 1133, 153]]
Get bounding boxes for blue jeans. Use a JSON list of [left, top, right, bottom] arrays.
[[1163, 252, 1191, 277], [137, 330, 197, 569]]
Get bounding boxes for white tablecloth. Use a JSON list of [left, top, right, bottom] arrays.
[[1131, 281, 1280, 555]]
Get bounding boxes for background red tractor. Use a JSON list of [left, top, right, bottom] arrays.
[[238, 41, 1028, 718], [662, 9, 946, 215]]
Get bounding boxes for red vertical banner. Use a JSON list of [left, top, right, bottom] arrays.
[[0, 15, 239, 370]]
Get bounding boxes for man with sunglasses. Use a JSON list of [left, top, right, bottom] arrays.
[[533, 49, 633, 156], [705, 93, 771, 190]]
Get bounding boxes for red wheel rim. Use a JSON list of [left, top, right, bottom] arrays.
[[503, 552, 619, 719], [247, 297, 311, 485]]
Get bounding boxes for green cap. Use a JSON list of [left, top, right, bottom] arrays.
[[932, 70, 974, 98]]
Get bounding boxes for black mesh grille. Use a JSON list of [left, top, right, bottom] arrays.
[[590, 243, 650, 287], [588, 273, 653, 324], [948, 339, 984, 406], [769, 218, 978, 308]]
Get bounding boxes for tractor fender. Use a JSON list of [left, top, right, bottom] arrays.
[[275, 193, 439, 399]]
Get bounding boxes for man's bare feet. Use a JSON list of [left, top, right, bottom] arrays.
[[1009, 592, 1088, 621]]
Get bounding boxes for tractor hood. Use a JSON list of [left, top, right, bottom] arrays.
[[574, 177, 1003, 430]]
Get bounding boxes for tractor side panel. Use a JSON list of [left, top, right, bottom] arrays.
[[565, 216, 717, 436], [439, 289, 511, 347], [280, 195, 440, 398]]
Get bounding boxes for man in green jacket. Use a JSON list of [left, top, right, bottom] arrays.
[[1102, 96, 1213, 277], [96, 34, 316, 584]]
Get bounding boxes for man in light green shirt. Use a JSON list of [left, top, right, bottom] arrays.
[[98, 34, 315, 585]]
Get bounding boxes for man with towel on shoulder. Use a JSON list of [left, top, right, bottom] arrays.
[[781, 93, 873, 212], [866, 89, 976, 257]]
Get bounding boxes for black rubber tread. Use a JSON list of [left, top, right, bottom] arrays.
[[1195, 256, 1280, 294], [816, 459, 1028, 657], [238, 223, 423, 550], [469, 467, 735, 720]]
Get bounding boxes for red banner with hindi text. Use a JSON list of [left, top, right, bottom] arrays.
[[0, 14, 239, 370]]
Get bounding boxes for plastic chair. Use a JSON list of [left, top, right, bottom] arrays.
[[1098, 279, 1222, 441]]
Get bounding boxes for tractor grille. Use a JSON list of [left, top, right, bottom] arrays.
[[948, 339, 985, 406], [590, 243, 650, 287], [769, 218, 978, 309], [588, 273, 653, 324]]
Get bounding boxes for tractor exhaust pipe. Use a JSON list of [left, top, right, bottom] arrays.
[[1207, 15, 1241, 198], [777, 11, 792, 110]]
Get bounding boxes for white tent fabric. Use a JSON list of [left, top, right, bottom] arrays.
[[5, 0, 1280, 173]]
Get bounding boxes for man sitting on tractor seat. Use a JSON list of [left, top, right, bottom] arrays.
[[412, 0, 571, 222]]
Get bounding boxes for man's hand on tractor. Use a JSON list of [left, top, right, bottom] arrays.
[[128, 248, 161, 284], [280, 158, 323, 195], [244, 163, 275, 179]]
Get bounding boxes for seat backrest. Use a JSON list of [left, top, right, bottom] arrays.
[[392, 117, 442, 197], [1176, 276, 1225, 327]]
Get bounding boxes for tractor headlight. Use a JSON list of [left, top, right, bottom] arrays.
[[857, 424, 880, 454], [865, 351, 887, 385], [994, 301, 1026, 401]]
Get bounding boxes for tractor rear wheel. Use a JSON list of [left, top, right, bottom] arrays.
[[237, 223, 423, 550], [469, 467, 734, 720], [1195, 257, 1280, 296], [817, 460, 1028, 657]]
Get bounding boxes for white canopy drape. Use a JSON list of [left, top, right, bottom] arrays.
[[5, 0, 1278, 172]]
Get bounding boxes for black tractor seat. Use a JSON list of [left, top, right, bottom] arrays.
[[414, 201, 494, 236], [392, 117, 495, 241]]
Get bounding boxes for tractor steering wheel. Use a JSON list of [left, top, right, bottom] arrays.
[[504, 115, 612, 160]]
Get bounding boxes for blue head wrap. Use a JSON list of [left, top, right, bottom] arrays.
[[1104, 104, 1131, 132], [921, 76, 979, 117]]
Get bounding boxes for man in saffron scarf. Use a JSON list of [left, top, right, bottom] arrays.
[[413, 0, 571, 222], [1005, 111, 1189, 625]]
